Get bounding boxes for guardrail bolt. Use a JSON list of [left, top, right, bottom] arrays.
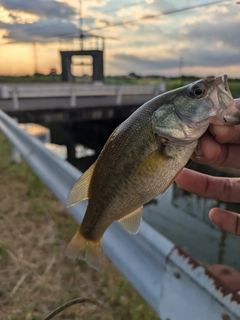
[[173, 269, 181, 279]]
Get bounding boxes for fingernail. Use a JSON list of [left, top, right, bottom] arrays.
[[195, 141, 203, 157]]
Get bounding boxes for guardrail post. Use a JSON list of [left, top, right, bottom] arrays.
[[160, 82, 166, 92], [70, 88, 76, 107], [45, 130, 51, 143], [0, 85, 10, 99], [12, 89, 19, 110], [11, 118, 21, 163], [153, 82, 166, 96], [116, 86, 122, 105]]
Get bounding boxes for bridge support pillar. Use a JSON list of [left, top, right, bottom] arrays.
[[61, 55, 72, 82], [66, 141, 76, 163]]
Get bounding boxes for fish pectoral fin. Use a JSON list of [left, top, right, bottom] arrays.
[[135, 149, 167, 178], [65, 229, 102, 270], [118, 206, 143, 234], [66, 162, 96, 207]]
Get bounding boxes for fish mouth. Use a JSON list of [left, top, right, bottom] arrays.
[[223, 112, 240, 125], [214, 74, 240, 125], [215, 74, 232, 97]]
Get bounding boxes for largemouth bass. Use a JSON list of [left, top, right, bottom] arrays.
[[66, 75, 240, 269]]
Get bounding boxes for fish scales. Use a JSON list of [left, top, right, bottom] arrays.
[[85, 99, 190, 224], [65, 75, 240, 269]]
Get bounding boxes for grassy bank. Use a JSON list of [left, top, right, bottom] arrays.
[[1, 74, 240, 97], [0, 133, 159, 320]]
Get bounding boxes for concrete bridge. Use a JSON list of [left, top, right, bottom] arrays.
[[0, 82, 166, 124]]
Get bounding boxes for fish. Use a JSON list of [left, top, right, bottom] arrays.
[[65, 74, 240, 270]]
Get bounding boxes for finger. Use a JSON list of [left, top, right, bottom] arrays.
[[175, 168, 240, 203], [208, 124, 240, 144], [192, 132, 240, 168], [234, 98, 240, 110], [209, 208, 240, 236]]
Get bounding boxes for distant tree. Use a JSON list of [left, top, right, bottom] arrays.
[[33, 72, 44, 77], [48, 68, 57, 76], [128, 72, 141, 79]]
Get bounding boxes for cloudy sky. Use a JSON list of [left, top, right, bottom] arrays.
[[0, 0, 240, 77]]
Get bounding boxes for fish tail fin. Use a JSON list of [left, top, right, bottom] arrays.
[[65, 229, 102, 270]]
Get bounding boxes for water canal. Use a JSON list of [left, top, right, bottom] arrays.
[[52, 120, 240, 270]]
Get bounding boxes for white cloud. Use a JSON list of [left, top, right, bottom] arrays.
[[0, 0, 77, 19], [1, 19, 80, 42], [1, 0, 240, 77]]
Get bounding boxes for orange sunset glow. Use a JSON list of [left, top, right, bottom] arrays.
[[0, 0, 240, 77]]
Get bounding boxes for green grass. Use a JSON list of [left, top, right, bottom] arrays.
[[0, 133, 47, 216], [228, 79, 240, 98], [1, 74, 240, 97], [0, 74, 61, 83], [0, 245, 9, 266], [0, 132, 160, 320]]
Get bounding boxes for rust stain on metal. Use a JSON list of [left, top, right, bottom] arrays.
[[221, 312, 232, 320], [170, 246, 240, 304]]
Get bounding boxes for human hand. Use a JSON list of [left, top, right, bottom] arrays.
[[175, 98, 240, 235]]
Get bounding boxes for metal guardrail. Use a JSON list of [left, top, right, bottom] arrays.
[[0, 109, 240, 320]]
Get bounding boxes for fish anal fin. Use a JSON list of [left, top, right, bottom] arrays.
[[65, 229, 102, 270], [118, 206, 143, 234], [66, 163, 95, 207]]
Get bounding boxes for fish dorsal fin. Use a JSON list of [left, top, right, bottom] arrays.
[[66, 163, 95, 207], [118, 206, 143, 234]]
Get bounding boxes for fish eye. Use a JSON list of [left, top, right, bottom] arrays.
[[189, 85, 205, 98], [194, 88, 203, 96]]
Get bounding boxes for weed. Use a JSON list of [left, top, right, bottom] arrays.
[[0, 133, 160, 320], [0, 246, 8, 267]]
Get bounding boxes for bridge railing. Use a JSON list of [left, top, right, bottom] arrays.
[[0, 83, 165, 98], [0, 109, 239, 320], [0, 83, 166, 110]]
